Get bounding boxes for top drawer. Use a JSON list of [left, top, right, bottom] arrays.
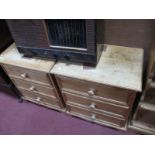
[[3, 64, 52, 87], [56, 75, 135, 106]]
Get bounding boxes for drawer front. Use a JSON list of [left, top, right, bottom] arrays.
[[19, 88, 61, 107], [11, 77, 56, 98], [35, 94, 61, 108], [57, 75, 134, 105], [19, 88, 38, 99], [67, 104, 126, 128], [3, 64, 52, 86], [63, 92, 129, 118]]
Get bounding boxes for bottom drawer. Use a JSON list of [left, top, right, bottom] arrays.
[[25, 97, 62, 110], [67, 104, 126, 128], [19, 88, 37, 99], [19, 88, 61, 108]]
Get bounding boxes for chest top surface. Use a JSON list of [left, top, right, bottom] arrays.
[[51, 44, 144, 91], [0, 43, 55, 72]]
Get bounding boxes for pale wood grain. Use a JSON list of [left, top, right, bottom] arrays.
[[51, 44, 144, 91]]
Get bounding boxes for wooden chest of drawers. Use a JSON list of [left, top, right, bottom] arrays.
[[0, 43, 144, 131], [0, 43, 65, 111], [55, 75, 136, 129], [51, 44, 144, 130]]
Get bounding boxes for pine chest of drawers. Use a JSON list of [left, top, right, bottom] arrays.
[[0, 43, 65, 111], [51, 44, 144, 130]]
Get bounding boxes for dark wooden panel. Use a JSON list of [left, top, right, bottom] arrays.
[[0, 65, 12, 85], [97, 19, 155, 68], [0, 20, 13, 52], [6, 20, 98, 65], [6, 19, 49, 48]]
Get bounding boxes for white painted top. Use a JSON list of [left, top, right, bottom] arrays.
[[0, 43, 55, 72], [51, 44, 144, 91]]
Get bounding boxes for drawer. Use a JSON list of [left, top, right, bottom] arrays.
[[67, 104, 126, 128], [3, 64, 52, 86], [19, 88, 61, 107], [63, 91, 129, 118], [11, 77, 56, 98], [19, 88, 37, 99], [56, 75, 134, 105]]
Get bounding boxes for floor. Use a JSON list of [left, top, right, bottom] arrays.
[[0, 90, 137, 135]]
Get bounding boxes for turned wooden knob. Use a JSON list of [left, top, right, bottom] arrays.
[[88, 88, 95, 96], [29, 86, 35, 91], [36, 97, 41, 102], [89, 103, 96, 109], [91, 114, 96, 120], [20, 73, 27, 78]]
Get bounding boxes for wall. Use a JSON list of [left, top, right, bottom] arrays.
[[97, 19, 155, 69]]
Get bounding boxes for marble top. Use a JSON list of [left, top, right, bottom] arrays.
[[51, 44, 144, 91], [0, 43, 55, 72]]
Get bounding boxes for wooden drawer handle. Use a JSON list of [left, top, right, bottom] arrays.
[[88, 88, 96, 96], [20, 73, 27, 78], [29, 86, 35, 91], [91, 114, 96, 120], [36, 97, 41, 102], [89, 103, 96, 109]]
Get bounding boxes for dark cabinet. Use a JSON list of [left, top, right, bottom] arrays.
[[0, 20, 21, 99]]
